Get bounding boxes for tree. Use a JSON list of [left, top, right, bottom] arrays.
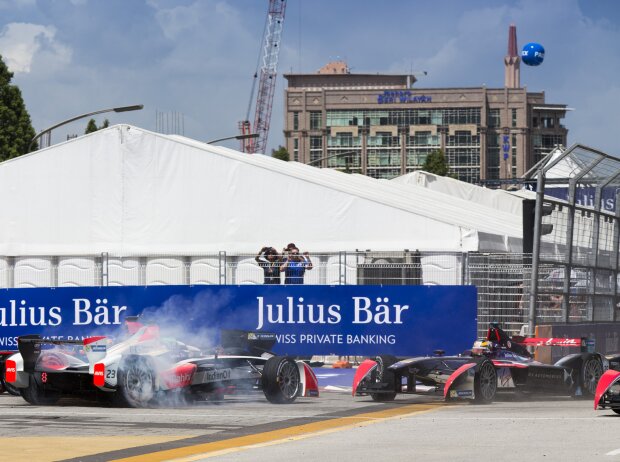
[[271, 145, 289, 161], [85, 118, 110, 134], [0, 54, 37, 160], [422, 149, 451, 176]]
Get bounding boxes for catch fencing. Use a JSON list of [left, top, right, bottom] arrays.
[[0, 251, 528, 338]]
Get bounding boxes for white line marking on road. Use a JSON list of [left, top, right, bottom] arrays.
[[606, 448, 620, 456]]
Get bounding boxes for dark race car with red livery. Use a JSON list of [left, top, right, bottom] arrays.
[[4, 320, 318, 407], [353, 324, 607, 404]]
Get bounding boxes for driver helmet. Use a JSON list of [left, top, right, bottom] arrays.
[[472, 339, 493, 356]]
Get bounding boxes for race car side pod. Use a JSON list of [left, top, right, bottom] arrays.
[[352, 359, 378, 396], [443, 363, 476, 401], [299, 362, 320, 397], [594, 369, 620, 410]]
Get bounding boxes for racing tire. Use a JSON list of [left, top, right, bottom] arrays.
[[20, 375, 61, 406], [370, 355, 398, 402], [261, 356, 300, 404], [579, 355, 604, 397], [4, 381, 20, 396], [115, 356, 156, 408], [473, 359, 497, 404], [612, 408, 620, 415]]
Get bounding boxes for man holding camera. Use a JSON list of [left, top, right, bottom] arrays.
[[280, 243, 313, 285], [255, 246, 282, 284]]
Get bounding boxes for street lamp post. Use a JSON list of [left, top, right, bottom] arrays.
[[29, 104, 144, 151], [306, 151, 358, 172], [206, 133, 259, 145]]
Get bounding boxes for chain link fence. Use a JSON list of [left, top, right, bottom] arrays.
[[0, 250, 529, 337]]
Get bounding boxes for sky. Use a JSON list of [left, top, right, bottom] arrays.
[[0, 0, 619, 155]]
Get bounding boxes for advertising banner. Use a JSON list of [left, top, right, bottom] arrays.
[[0, 285, 476, 356]]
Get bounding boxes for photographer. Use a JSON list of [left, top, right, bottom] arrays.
[[280, 245, 313, 285], [255, 246, 282, 285]]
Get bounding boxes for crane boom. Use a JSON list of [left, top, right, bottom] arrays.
[[239, 0, 287, 154]]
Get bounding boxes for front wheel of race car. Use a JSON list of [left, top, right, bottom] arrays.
[[473, 359, 497, 404], [370, 355, 398, 402], [262, 356, 300, 404], [579, 355, 604, 397], [115, 356, 156, 408], [21, 375, 61, 405]]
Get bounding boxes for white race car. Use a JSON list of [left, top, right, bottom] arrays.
[[5, 321, 318, 407]]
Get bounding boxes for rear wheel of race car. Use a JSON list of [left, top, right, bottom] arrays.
[[262, 356, 300, 404], [473, 359, 497, 404], [4, 381, 21, 396], [21, 375, 61, 405], [115, 356, 156, 408], [370, 355, 398, 402], [580, 355, 603, 397]]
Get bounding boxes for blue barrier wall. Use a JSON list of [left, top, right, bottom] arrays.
[[0, 285, 477, 356]]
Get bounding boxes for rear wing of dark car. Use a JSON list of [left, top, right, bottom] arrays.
[[220, 330, 277, 356]]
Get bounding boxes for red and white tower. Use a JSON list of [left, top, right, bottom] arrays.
[[504, 24, 520, 88]]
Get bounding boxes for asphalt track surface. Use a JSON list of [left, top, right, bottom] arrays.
[[1, 381, 620, 461]]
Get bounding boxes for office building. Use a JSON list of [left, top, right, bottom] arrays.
[[283, 25, 567, 183]]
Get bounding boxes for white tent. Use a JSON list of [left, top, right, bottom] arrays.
[[391, 170, 535, 216], [0, 125, 523, 257]]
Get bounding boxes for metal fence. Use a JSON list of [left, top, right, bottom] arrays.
[[0, 250, 530, 338], [525, 144, 620, 333]]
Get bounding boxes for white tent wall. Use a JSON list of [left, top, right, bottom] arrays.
[[391, 170, 532, 216], [0, 125, 525, 287]]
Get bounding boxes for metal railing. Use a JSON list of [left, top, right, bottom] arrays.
[[0, 250, 532, 337]]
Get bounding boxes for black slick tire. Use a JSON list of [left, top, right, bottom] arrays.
[[579, 355, 603, 397], [21, 375, 60, 405], [261, 356, 300, 404], [370, 355, 398, 402], [114, 356, 156, 408], [473, 359, 497, 404]]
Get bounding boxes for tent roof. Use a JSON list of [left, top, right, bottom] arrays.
[[0, 125, 522, 255]]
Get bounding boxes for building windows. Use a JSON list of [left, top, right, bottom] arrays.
[[533, 134, 564, 164], [293, 138, 299, 161], [540, 116, 555, 128], [446, 130, 480, 184], [326, 108, 480, 128], [310, 111, 322, 130], [488, 109, 500, 129], [309, 136, 323, 164], [511, 108, 517, 128], [486, 133, 500, 180], [511, 134, 517, 178], [293, 112, 299, 130]]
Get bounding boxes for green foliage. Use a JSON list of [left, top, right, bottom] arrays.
[[85, 119, 98, 134], [422, 149, 451, 176], [85, 118, 109, 134], [0, 54, 37, 161], [271, 145, 289, 161]]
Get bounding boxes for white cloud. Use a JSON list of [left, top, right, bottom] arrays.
[[0, 22, 71, 74]]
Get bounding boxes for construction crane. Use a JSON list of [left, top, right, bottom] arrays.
[[239, 0, 287, 154]]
